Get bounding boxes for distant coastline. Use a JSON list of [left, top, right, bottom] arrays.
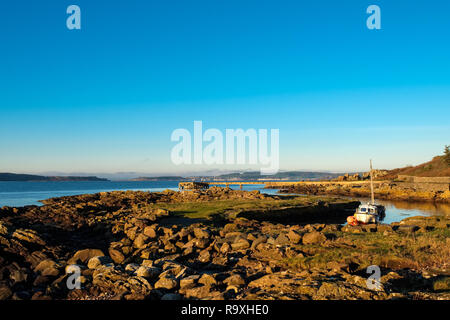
[[130, 176, 187, 182], [0, 173, 109, 182], [131, 171, 342, 182]]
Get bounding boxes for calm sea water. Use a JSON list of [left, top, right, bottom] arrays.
[[0, 181, 277, 207], [0, 181, 447, 224]]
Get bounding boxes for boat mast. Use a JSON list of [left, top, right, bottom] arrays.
[[370, 159, 375, 205]]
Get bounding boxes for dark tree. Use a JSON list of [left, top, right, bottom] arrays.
[[444, 145, 450, 165]]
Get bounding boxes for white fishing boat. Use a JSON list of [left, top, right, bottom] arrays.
[[347, 160, 386, 225]]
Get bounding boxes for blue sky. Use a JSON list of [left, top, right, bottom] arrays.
[[0, 0, 449, 176]]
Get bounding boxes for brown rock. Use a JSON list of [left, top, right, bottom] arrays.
[[0, 286, 12, 300], [302, 231, 326, 245], [275, 233, 290, 246], [198, 250, 211, 263], [183, 285, 213, 299], [220, 242, 231, 254], [68, 249, 105, 265], [231, 239, 250, 251], [143, 226, 157, 238], [342, 225, 363, 233], [0, 222, 9, 236], [193, 228, 211, 239], [34, 259, 61, 277], [12, 229, 46, 246], [26, 251, 49, 268], [223, 274, 245, 286], [198, 273, 217, 286], [250, 236, 267, 250], [180, 275, 200, 288], [125, 226, 139, 240], [154, 276, 178, 290], [223, 223, 237, 233], [108, 248, 125, 264], [125, 263, 140, 273], [87, 256, 113, 269], [193, 238, 209, 249], [134, 234, 149, 249], [136, 266, 160, 279], [287, 230, 302, 244]]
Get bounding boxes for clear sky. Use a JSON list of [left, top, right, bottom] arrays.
[[1, 1, 449, 176]]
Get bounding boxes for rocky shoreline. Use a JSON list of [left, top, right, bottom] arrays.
[[0, 188, 449, 300], [269, 181, 450, 203]]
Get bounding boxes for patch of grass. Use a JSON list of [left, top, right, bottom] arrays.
[[432, 276, 450, 292], [154, 196, 342, 219], [284, 247, 358, 270], [283, 229, 449, 272]]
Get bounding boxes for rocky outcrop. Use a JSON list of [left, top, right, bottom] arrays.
[[275, 182, 450, 203], [332, 170, 389, 182]]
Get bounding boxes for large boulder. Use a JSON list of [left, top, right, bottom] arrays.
[[87, 256, 113, 269], [108, 248, 125, 264], [275, 233, 290, 246], [143, 226, 157, 238], [193, 228, 211, 239], [34, 259, 62, 277], [198, 273, 217, 286], [133, 234, 149, 249], [68, 249, 105, 265], [231, 238, 250, 251], [154, 276, 178, 290], [302, 231, 327, 245], [136, 266, 160, 279], [287, 230, 302, 244]]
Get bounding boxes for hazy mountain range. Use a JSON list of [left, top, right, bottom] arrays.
[[0, 171, 343, 182]]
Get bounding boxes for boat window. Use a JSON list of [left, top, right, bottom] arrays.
[[360, 208, 366, 212]]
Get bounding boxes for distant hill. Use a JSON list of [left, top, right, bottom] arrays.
[[0, 173, 109, 182], [382, 155, 450, 179], [208, 171, 341, 181], [131, 176, 187, 181], [130, 171, 340, 182]]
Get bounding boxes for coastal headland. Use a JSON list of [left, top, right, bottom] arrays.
[[0, 173, 108, 182], [265, 178, 450, 203], [265, 155, 450, 203], [0, 187, 448, 300]]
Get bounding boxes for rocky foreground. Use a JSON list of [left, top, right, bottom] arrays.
[[0, 188, 449, 300]]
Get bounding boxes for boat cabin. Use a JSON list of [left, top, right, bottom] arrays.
[[354, 203, 386, 224], [357, 203, 381, 215]]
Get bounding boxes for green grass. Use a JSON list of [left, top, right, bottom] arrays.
[[283, 228, 450, 272], [153, 196, 340, 219]]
